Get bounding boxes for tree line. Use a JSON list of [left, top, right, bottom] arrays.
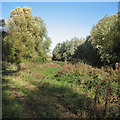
[[52, 11, 120, 67], [1, 7, 120, 68]]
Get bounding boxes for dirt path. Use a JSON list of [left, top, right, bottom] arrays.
[[4, 77, 40, 118]]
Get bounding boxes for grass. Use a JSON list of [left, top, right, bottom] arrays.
[[2, 78, 27, 118], [2, 61, 120, 118]]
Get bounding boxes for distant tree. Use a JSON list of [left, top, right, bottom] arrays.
[[52, 37, 84, 61], [73, 36, 101, 66], [52, 43, 62, 61], [53, 12, 120, 66]]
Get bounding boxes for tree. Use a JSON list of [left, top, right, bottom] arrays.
[[3, 7, 51, 69], [0, 19, 7, 60], [73, 36, 101, 66], [52, 37, 84, 61], [90, 12, 120, 65]]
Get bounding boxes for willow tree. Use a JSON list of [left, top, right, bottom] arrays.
[[3, 7, 51, 69]]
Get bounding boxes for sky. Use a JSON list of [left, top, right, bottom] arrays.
[[1, 1, 119, 51]]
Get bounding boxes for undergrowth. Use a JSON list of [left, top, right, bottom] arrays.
[[2, 61, 120, 118]]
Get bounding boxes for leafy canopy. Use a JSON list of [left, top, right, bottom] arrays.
[[90, 12, 120, 65], [3, 7, 51, 64]]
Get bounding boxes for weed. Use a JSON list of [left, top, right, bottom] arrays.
[[2, 61, 120, 118]]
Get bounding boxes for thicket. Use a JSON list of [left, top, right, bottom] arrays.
[[90, 12, 120, 66], [54, 62, 120, 118], [52, 12, 120, 67]]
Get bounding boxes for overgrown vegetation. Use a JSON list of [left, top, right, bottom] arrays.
[[1, 6, 120, 119], [2, 61, 120, 118], [52, 12, 120, 67], [90, 12, 120, 66]]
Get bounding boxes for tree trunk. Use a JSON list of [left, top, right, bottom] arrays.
[[17, 63, 21, 71]]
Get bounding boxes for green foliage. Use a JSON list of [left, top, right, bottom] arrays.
[[90, 12, 120, 65], [52, 36, 101, 66], [3, 7, 51, 64], [52, 37, 84, 61], [73, 36, 101, 66], [53, 12, 120, 67], [3, 61, 120, 118]]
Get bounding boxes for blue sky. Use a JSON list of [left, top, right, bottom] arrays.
[[2, 2, 118, 51]]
